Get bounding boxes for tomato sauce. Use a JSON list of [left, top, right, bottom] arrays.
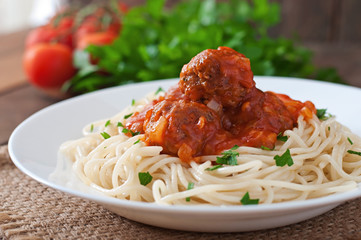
[[126, 47, 316, 162]]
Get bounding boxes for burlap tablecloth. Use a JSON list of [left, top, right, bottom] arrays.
[[1, 145, 361, 240]]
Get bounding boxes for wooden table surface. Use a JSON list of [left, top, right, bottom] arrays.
[[1, 30, 361, 145]]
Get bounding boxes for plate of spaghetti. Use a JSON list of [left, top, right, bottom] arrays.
[[9, 47, 361, 232]]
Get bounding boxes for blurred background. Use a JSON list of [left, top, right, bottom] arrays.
[[0, 0, 360, 144], [0, 0, 360, 90]]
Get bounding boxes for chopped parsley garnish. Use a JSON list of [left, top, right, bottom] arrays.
[[231, 145, 239, 150], [105, 120, 111, 127], [90, 124, 94, 132], [155, 87, 164, 95], [131, 99, 135, 106], [117, 122, 124, 127], [205, 145, 239, 171], [138, 172, 153, 186], [347, 137, 354, 145], [186, 182, 194, 202], [274, 149, 294, 167], [216, 148, 239, 166], [122, 128, 140, 136], [316, 108, 332, 120], [205, 165, 223, 171], [241, 192, 259, 205], [261, 145, 273, 151], [134, 139, 141, 144], [122, 128, 132, 133], [347, 150, 361, 156], [132, 131, 141, 136], [100, 132, 111, 139], [277, 133, 288, 142], [122, 128, 130, 134], [316, 109, 327, 119], [124, 113, 133, 119]]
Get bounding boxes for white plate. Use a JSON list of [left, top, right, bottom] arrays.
[[8, 76, 361, 232]]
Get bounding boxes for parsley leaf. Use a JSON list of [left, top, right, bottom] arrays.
[[134, 139, 141, 144], [316, 109, 332, 120], [131, 99, 135, 106], [132, 131, 141, 136], [316, 108, 327, 119], [100, 132, 111, 139], [347, 150, 361, 156], [216, 149, 239, 166], [105, 120, 111, 127], [122, 128, 129, 133], [90, 124, 94, 132], [347, 137, 353, 145], [124, 113, 133, 119], [138, 172, 153, 186], [155, 87, 164, 95], [122, 128, 140, 136], [274, 149, 294, 167], [231, 145, 239, 150], [241, 192, 259, 205], [261, 145, 273, 151], [205, 165, 223, 171], [117, 122, 124, 127], [277, 133, 288, 142], [186, 182, 194, 202]]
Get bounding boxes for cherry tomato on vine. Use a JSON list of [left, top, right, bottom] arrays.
[[25, 17, 74, 49], [76, 31, 118, 50], [74, 18, 120, 43]]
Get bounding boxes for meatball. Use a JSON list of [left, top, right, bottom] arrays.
[[179, 46, 255, 108], [143, 100, 221, 162]]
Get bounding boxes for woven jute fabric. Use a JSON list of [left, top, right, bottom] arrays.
[[1, 145, 361, 240]]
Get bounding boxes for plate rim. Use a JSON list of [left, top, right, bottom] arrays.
[[8, 76, 361, 216]]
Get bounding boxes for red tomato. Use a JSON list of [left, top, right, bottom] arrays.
[[49, 15, 74, 29], [25, 26, 73, 49], [75, 19, 120, 43], [23, 43, 76, 89], [76, 31, 117, 49], [25, 17, 74, 49], [118, 2, 129, 13]]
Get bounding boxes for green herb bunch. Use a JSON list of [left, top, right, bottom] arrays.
[[67, 0, 343, 94]]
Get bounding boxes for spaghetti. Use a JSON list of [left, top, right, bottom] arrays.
[[60, 90, 361, 205]]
